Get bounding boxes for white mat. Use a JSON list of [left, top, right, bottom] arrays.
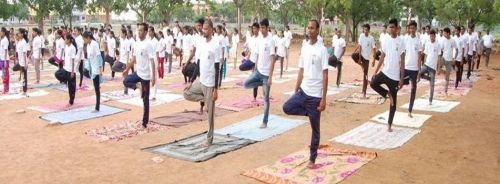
[[370, 111, 432, 128], [400, 99, 460, 113], [331, 122, 421, 150], [118, 93, 183, 107], [0, 90, 49, 100], [272, 78, 293, 84], [222, 77, 238, 83], [102, 89, 170, 100]]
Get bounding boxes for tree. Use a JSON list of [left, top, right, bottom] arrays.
[[51, 0, 86, 28], [0, 0, 19, 20], [88, 0, 128, 24], [233, 0, 245, 37], [328, 0, 378, 42], [128, 0, 157, 22], [157, 0, 186, 24], [264, 0, 299, 27], [414, 0, 436, 26], [19, 0, 53, 31]]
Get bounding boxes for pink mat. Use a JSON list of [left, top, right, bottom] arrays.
[[167, 82, 187, 90], [217, 97, 279, 112], [85, 121, 169, 142], [54, 83, 93, 92], [28, 96, 108, 113]]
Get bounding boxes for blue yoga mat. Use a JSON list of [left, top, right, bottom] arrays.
[[40, 105, 128, 124], [214, 114, 306, 141]]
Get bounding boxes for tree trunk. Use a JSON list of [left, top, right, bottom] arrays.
[[237, 6, 241, 36], [105, 8, 111, 24]]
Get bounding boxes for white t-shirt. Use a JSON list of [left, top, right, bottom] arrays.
[[333, 37, 346, 61], [75, 35, 84, 59], [440, 37, 456, 61], [173, 27, 180, 40], [379, 32, 389, 49], [404, 35, 422, 71], [482, 34, 494, 48], [158, 37, 166, 58], [231, 33, 239, 47], [299, 40, 329, 98], [332, 34, 339, 46], [0, 37, 8, 60], [16, 39, 29, 67], [471, 32, 479, 51], [276, 37, 286, 57], [119, 38, 131, 64], [466, 33, 478, 55], [149, 38, 159, 58], [381, 36, 404, 81], [63, 44, 77, 72], [256, 35, 276, 76], [133, 39, 155, 80], [453, 35, 466, 62], [420, 33, 429, 48], [32, 36, 43, 59], [358, 34, 376, 60], [284, 30, 292, 48], [192, 33, 203, 61], [47, 34, 55, 47], [165, 35, 174, 54], [423, 40, 441, 70], [199, 37, 221, 87], [162, 27, 169, 38], [176, 32, 184, 48], [107, 37, 116, 58], [55, 38, 65, 59], [246, 35, 258, 62], [86, 40, 101, 74], [182, 34, 193, 52]]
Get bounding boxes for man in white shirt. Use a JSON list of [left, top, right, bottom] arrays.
[[240, 22, 261, 102], [74, 27, 85, 87], [31, 28, 43, 84], [466, 25, 478, 79], [284, 25, 292, 71], [482, 29, 494, 68], [122, 23, 156, 129], [243, 18, 276, 128], [418, 29, 441, 105], [379, 25, 389, 50], [440, 27, 457, 95], [183, 19, 221, 147], [355, 24, 376, 98], [0, 27, 10, 93], [402, 21, 421, 118], [333, 30, 346, 87], [371, 18, 405, 132], [283, 19, 328, 169], [454, 26, 466, 89], [114, 29, 131, 94], [49, 30, 65, 69], [105, 31, 117, 79]]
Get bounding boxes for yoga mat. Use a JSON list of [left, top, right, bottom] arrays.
[[400, 99, 460, 113], [215, 114, 306, 141], [53, 83, 93, 92], [85, 121, 170, 142], [279, 73, 298, 79], [217, 97, 279, 112], [331, 122, 421, 150], [40, 105, 127, 124], [117, 93, 183, 107], [143, 132, 256, 162], [422, 85, 471, 101], [336, 92, 386, 105], [167, 82, 186, 90], [151, 108, 234, 127], [242, 145, 377, 184], [28, 96, 110, 113], [101, 89, 170, 100], [0, 90, 49, 101], [222, 77, 238, 83], [30, 82, 60, 89], [370, 111, 432, 128]]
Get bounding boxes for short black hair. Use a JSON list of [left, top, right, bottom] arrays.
[[309, 19, 320, 29], [425, 25, 431, 29], [408, 21, 417, 28], [429, 29, 436, 35], [260, 18, 269, 28], [443, 27, 450, 34], [252, 22, 260, 29], [137, 22, 149, 31], [388, 18, 398, 27], [196, 18, 205, 25], [362, 24, 370, 30], [468, 24, 475, 29]]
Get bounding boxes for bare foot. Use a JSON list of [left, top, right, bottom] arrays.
[[201, 141, 212, 147], [91, 110, 99, 113], [306, 161, 316, 169], [151, 97, 156, 101], [408, 112, 413, 118], [259, 123, 267, 129], [387, 126, 393, 132]]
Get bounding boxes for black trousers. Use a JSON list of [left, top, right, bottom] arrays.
[[93, 75, 101, 111], [21, 67, 27, 93], [403, 70, 418, 113], [370, 72, 399, 126], [455, 61, 464, 88], [359, 57, 369, 94], [104, 55, 116, 78], [336, 61, 343, 86], [67, 71, 77, 105], [78, 61, 84, 87]]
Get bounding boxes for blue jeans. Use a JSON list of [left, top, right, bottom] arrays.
[[419, 65, 436, 104], [123, 72, 150, 127], [283, 89, 321, 163], [244, 70, 270, 124]]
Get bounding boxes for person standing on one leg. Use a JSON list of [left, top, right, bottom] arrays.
[[105, 31, 117, 79], [243, 18, 276, 129], [74, 27, 85, 87], [115, 29, 132, 94], [481, 29, 494, 68], [370, 18, 405, 132], [122, 23, 156, 128], [147, 27, 160, 100], [283, 20, 328, 169], [354, 24, 376, 98], [49, 30, 65, 69], [240, 23, 261, 102], [418, 30, 442, 105], [402, 21, 422, 118], [62, 34, 79, 106], [183, 19, 220, 147], [332, 30, 346, 87], [275, 30, 286, 78], [14, 29, 30, 96], [440, 27, 457, 96], [83, 32, 103, 112]]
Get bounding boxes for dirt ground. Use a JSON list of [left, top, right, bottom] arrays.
[[0, 41, 499, 184]]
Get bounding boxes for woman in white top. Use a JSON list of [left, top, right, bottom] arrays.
[[275, 30, 287, 78], [181, 26, 192, 71], [105, 31, 117, 79], [31, 28, 43, 84], [83, 32, 103, 112], [0, 28, 10, 94], [157, 31, 166, 79], [231, 28, 240, 69], [148, 27, 160, 100], [14, 29, 30, 95], [62, 34, 78, 105]]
